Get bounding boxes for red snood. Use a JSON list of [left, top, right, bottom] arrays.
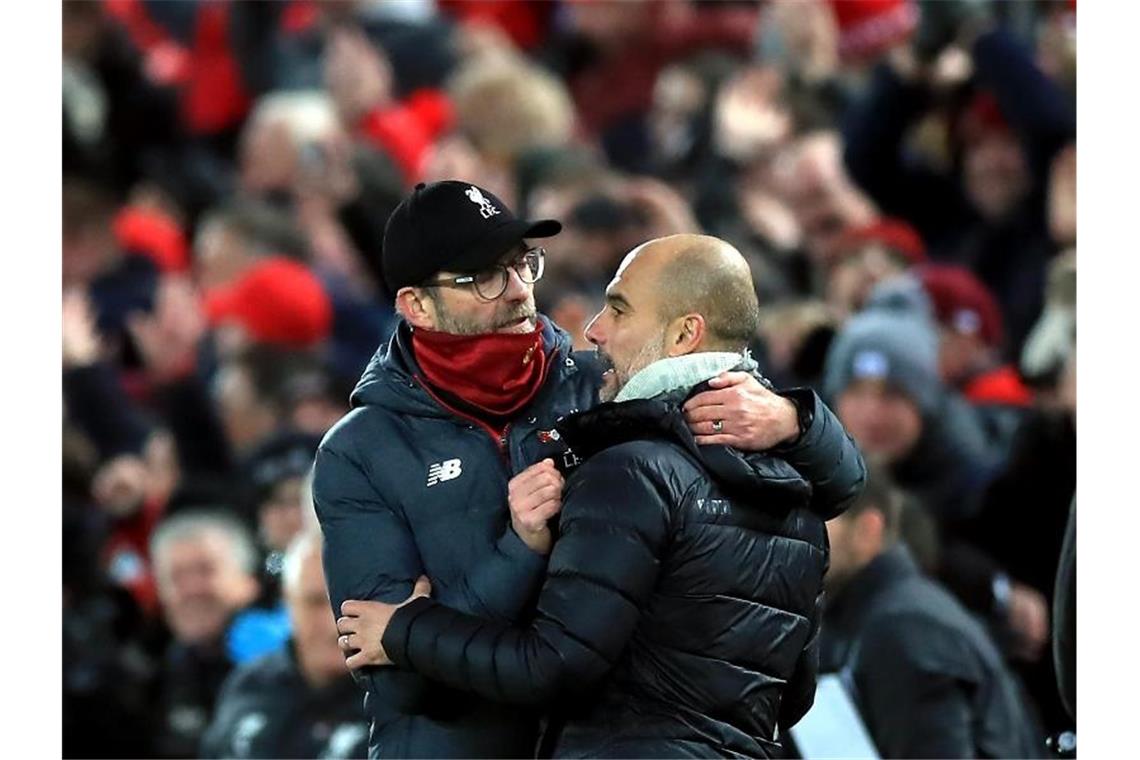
[[412, 322, 549, 420]]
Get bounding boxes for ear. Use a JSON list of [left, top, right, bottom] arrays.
[[664, 313, 706, 357], [395, 287, 437, 330]]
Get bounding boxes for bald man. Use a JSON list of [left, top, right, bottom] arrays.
[[336, 235, 840, 758]]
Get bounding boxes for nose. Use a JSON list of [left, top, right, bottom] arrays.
[[501, 266, 530, 303], [584, 309, 605, 347]]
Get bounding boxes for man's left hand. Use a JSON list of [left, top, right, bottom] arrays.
[[337, 576, 432, 669], [683, 372, 800, 450]]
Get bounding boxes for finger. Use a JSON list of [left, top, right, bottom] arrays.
[[413, 576, 432, 598], [533, 501, 562, 522], [706, 371, 751, 389], [510, 464, 555, 495], [692, 434, 744, 447], [518, 487, 563, 518], [341, 600, 358, 616], [682, 405, 729, 424], [515, 474, 565, 503], [683, 388, 733, 412], [336, 616, 355, 634], [338, 634, 355, 653], [344, 651, 369, 670]]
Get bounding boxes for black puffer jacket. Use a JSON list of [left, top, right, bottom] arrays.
[[383, 390, 832, 758]]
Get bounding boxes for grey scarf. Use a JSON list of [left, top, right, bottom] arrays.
[[613, 351, 757, 403]]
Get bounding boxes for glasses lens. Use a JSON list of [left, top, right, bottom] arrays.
[[473, 267, 508, 300], [517, 248, 544, 283]]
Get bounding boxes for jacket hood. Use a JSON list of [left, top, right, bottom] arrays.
[[557, 379, 811, 508], [348, 315, 573, 417]]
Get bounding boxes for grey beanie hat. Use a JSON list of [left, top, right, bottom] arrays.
[[823, 275, 943, 413]]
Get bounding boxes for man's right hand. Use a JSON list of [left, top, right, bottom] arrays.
[[508, 459, 564, 555]]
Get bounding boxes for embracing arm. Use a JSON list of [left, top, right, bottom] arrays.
[[380, 453, 669, 704], [772, 388, 867, 520], [684, 374, 866, 520]]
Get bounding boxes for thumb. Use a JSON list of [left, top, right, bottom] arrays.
[[413, 575, 432, 599]]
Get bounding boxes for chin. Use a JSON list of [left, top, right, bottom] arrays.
[[599, 372, 620, 402]]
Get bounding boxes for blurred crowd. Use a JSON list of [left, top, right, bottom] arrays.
[[62, 0, 1076, 757]]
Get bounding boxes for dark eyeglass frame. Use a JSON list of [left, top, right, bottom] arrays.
[[421, 246, 546, 301]]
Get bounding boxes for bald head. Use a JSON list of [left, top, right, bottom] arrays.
[[618, 234, 760, 351]]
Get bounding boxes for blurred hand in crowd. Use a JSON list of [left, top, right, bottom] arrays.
[[1048, 144, 1076, 247], [713, 67, 793, 165], [324, 26, 393, 127], [92, 454, 149, 517], [62, 289, 102, 369], [1006, 581, 1049, 663], [91, 431, 179, 518], [126, 276, 206, 383]]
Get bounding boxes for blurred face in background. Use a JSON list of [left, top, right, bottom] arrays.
[[240, 118, 298, 195], [824, 508, 885, 594], [826, 244, 910, 319], [195, 218, 252, 291], [287, 546, 346, 689], [585, 246, 670, 402], [214, 364, 278, 455], [154, 531, 258, 646], [836, 378, 923, 465], [773, 135, 875, 268], [963, 133, 1030, 222], [259, 477, 306, 553], [937, 327, 985, 386], [650, 65, 706, 167]]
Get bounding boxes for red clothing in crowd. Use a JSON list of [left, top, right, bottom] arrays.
[[963, 365, 1035, 407]]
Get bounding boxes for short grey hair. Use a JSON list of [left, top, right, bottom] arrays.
[[281, 529, 323, 596], [150, 510, 259, 577]]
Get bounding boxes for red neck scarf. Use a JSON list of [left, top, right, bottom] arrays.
[[412, 322, 550, 419]]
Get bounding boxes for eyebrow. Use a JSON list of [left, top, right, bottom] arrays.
[[606, 291, 632, 310]]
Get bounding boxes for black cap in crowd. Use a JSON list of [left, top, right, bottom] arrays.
[[382, 180, 562, 291]]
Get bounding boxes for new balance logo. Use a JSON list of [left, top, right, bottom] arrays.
[[426, 459, 463, 487]]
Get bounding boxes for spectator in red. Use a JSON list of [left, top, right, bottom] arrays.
[[827, 217, 927, 319], [205, 257, 333, 352], [918, 263, 1034, 408]]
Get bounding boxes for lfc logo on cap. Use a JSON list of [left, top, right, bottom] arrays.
[[465, 186, 501, 220]]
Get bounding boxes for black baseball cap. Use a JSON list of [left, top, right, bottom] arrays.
[[382, 180, 562, 291]]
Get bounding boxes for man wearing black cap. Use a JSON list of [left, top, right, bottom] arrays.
[[312, 181, 866, 758]]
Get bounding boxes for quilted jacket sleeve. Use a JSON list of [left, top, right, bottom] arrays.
[[775, 388, 867, 520], [382, 445, 671, 704]]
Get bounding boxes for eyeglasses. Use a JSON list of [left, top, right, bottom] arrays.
[[422, 247, 546, 301]]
